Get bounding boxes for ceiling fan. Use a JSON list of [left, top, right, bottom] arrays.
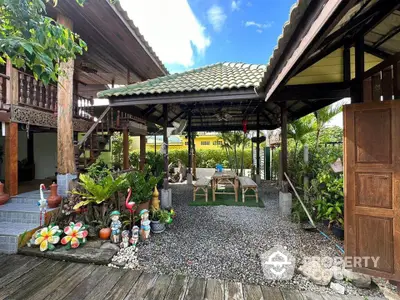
[[212, 109, 233, 121]]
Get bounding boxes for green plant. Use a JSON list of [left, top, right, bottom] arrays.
[[325, 201, 344, 228], [150, 209, 171, 224], [85, 158, 111, 183], [72, 173, 127, 209], [126, 168, 162, 204], [315, 199, 328, 221]]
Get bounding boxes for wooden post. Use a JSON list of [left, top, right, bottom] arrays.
[[163, 104, 169, 190], [304, 145, 309, 201], [351, 35, 365, 104], [154, 134, 157, 154], [5, 122, 18, 196], [256, 112, 260, 175], [57, 14, 76, 175], [280, 103, 288, 189], [187, 112, 192, 174], [343, 42, 351, 82], [139, 135, 146, 171], [5, 60, 19, 196], [123, 128, 129, 170]]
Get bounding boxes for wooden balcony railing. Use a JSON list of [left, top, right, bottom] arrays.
[[0, 73, 8, 110], [75, 94, 94, 121]]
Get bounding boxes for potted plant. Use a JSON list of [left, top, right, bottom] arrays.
[[126, 167, 163, 213], [326, 201, 344, 239], [315, 199, 329, 227], [150, 208, 171, 233]]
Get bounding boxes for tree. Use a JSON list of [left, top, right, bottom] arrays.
[[0, 0, 115, 85], [314, 104, 342, 148], [288, 114, 315, 158]]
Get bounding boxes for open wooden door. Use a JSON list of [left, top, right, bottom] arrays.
[[344, 100, 400, 280]]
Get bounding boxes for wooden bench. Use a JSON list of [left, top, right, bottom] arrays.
[[238, 177, 259, 203], [193, 177, 210, 202]]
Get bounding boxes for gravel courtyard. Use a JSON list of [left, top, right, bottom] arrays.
[[135, 182, 385, 297]]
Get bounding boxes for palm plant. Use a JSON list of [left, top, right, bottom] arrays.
[[314, 104, 342, 148], [288, 114, 316, 158]]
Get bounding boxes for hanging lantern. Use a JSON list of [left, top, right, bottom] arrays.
[[242, 119, 248, 133]]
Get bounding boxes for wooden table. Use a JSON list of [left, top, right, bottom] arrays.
[[211, 170, 239, 202]]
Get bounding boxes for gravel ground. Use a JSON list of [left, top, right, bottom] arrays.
[[120, 182, 389, 297]]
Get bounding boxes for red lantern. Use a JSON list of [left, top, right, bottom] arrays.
[[242, 119, 248, 133]]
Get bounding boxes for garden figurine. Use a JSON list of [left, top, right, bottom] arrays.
[[125, 188, 135, 228], [37, 184, 47, 226], [139, 209, 151, 241], [130, 226, 139, 246], [120, 230, 130, 248], [110, 210, 122, 244]]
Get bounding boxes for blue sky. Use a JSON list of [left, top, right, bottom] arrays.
[[121, 0, 296, 74]]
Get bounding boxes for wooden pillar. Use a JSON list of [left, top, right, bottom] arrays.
[[343, 42, 351, 83], [280, 103, 288, 189], [187, 112, 192, 174], [123, 128, 129, 170], [5, 123, 18, 196], [5, 60, 19, 196], [351, 35, 365, 104], [256, 112, 260, 175], [163, 104, 169, 189], [57, 14, 76, 175], [154, 134, 157, 154], [139, 135, 146, 171]]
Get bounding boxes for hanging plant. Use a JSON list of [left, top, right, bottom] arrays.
[[61, 222, 88, 249], [34, 225, 62, 252]]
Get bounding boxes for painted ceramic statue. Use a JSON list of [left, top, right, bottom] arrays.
[[139, 209, 150, 241], [37, 184, 47, 226], [110, 211, 122, 244], [120, 230, 130, 248], [130, 226, 139, 246]]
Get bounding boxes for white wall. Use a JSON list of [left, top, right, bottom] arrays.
[[0, 131, 28, 179], [34, 132, 57, 179]]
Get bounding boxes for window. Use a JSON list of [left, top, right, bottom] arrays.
[[213, 141, 222, 146], [200, 141, 210, 145]]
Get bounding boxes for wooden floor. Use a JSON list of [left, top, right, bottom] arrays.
[[0, 255, 383, 300]]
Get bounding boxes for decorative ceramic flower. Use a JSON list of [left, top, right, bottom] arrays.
[[61, 222, 88, 249], [34, 225, 62, 251]]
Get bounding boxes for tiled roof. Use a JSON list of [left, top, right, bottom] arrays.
[[97, 62, 266, 98]]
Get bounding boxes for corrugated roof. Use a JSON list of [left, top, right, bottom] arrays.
[[113, 2, 169, 75], [257, 0, 312, 91], [98, 62, 266, 98]]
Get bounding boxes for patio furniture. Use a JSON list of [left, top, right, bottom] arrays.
[[212, 170, 238, 202], [193, 177, 210, 202], [238, 177, 259, 203]]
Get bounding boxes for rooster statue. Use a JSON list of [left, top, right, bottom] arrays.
[[125, 188, 135, 228], [37, 184, 47, 226]]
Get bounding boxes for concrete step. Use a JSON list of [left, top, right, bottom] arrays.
[[0, 222, 37, 254], [9, 190, 51, 205], [0, 202, 56, 225]]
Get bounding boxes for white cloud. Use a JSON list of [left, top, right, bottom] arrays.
[[120, 0, 211, 69], [245, 21, 273, 33], [207, 5, 227, 32], [231, 1, 241, 11]]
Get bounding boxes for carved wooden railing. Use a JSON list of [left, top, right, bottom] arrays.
[[0, 73, 9, 110], [363, 52, 400, 101], [75, 94, 94, 121]]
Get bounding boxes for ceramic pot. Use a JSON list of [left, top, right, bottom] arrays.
[[322, 219, 330, 227], [47, 182, 62, 208], [151, 220, 165, 233], [0, 182, 10, 205], [332, 225, 344, 240], [137, 200, 150, 214], [99, 228, 112, 240]]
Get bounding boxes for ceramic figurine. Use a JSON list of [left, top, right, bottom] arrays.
[[34, 225, 62, 251], [130, 226, 139, 246], [125, 188, 135, 228], [120, 230, 130, 248], [139, 209, 151, 241], [151, 186, 160, 210], [47, 182, 62, 208], [37, 184, 47, 226], [0, 181, 10, 205], [61, 222, 88, 249], [110, 210, 122, 244]]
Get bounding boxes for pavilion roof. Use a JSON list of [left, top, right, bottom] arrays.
[[97, 63, 266, 98]]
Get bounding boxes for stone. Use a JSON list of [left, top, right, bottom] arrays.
[[298, 260, 333, 286], [278, 191, 292, 217], [161, 188, 172, 208], [342, 268, 371, 288], [379, 286, 400, 300], [330, 266, 344, 281], [330, 282, 345, 294], [100, 242, 120, 252]]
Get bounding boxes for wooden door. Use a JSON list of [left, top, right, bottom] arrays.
[[344, 100, 400, 280]]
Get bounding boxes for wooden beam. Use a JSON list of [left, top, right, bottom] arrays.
[[351, 35, 364, 103], [163, 104, 169, 190], [363, 52, 400, 80], [280, 103, 288, 187], [139, 134, 146, 171], [343, 42, 351, 82], [187, 112, 192, 174], [5, 60, 18, 105], [394, 61, 400, 99], [5, 122, 18, 196], [256, 113, 260, 175], [123, 128, 129, 169], [57, 14, 76, 174], [364, 44, 390, 60], [373, 25, 400, 48]]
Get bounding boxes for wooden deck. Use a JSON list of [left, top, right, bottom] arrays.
[[0, 255, 383, 300]]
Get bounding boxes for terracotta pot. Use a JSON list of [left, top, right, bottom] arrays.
[[99, 228, 111, 240], [47, 182, 62, 208], [136, 200, 150, 214], [0, 182, 10, 205]]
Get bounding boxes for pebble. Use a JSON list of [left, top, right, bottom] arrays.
[[330, 282, 346, 294]]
